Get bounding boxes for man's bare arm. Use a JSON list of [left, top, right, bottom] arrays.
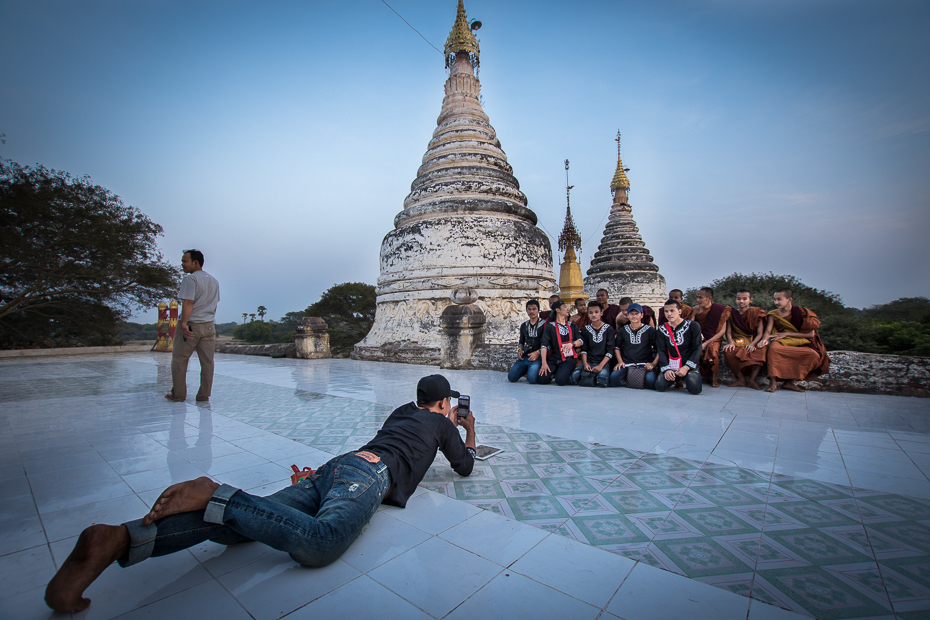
[[180, 299, 194, 338], [723, 324, 736, 352]]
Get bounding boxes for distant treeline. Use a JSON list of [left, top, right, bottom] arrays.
[[233, 283, 376, 357], [116, 321, 237, 342]]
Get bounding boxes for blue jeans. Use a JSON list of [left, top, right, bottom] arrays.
[[119, 452, 392, 568], [508, 354, 542, 384], [536, 358, 576, 386], [655, 369, 703, 395], [609, 366, 658, 389], [571, 365, 610, 387]]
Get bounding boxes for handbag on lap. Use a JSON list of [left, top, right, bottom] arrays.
[[626, 364, 647, 389], [576, 369, 598, 387]]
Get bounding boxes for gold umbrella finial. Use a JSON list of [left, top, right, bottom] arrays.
[[444, 0, 480, 69], [610, 130, 631, 191]]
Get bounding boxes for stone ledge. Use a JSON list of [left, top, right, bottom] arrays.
[[0, 344, 155, 358], [468, 343, 514, 372], [215, 343, 297, 358], [468, 346, 929, 397], [352, 342, 440, 366]]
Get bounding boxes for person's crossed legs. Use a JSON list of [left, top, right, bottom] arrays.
[[46, 454, 390, 613]]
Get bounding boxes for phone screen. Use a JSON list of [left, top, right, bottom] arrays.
[[457, 395, 470, 417]]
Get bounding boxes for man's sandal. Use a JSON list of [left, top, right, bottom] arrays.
[[290, 465, 316, 484]]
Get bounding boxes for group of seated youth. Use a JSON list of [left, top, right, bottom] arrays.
[[507, 288, 830, 394]]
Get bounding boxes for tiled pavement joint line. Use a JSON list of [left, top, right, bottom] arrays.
[[718, 387, 741, 415], [747, 436, 785, 617]]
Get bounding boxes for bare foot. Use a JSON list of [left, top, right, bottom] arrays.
[[711, 376, 720, 388], [764, 382, 778, 393], [748, 381, 763, 391], [45, 524, 129, 612], [165, 392, 183, 402], [783, 381, 804, 393], [143, 477, 220, 526], [728, 378, 747, 388]]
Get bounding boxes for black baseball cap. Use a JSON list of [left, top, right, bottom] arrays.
[[550, 300, 565, 311], [417, 374, 460, 404]]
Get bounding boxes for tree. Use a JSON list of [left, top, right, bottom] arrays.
[[249, 313, 256, 322], [257, 305, 267, 322], [279, 310, 307, 332], [873, 321, 930, 356], [0, 161, 181, 348], [862, 297, 930, 323], [233, 320, 272, 343], [242, 312, 248, 324], [305, 282, 376, 356], [2, 300, 122, 348]]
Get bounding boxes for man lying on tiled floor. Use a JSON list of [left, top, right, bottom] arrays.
[[44, 374, 476, 613]]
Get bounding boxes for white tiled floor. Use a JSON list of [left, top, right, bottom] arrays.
[[1, 353, 928, 619]]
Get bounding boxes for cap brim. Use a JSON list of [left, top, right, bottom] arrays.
[[450, 389, 461, 398]]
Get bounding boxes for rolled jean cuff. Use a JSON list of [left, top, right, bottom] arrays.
[[204, 484, 240, 524], [118, 518, 157, 567]]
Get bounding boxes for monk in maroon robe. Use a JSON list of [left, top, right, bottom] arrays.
[[758, 289, 830, 392], [614, 297, 658, 330], [692, 287, 731, 387], [658, 289, 692, 324], [722, 290, 767, 390], [539, 294, 561, 323], [595, 289, 622, 328], [570, 297, 591, 328]]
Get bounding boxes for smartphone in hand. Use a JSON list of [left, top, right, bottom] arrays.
[[457, 395, 470, 418]]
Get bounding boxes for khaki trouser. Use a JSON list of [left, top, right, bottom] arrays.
[[170, 322, 216, 400]]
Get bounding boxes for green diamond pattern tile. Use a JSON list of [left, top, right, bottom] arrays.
[[571, 513, 648, 546]]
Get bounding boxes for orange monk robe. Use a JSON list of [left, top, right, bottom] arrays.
[[693, 303, 732, 378], [765, 307, 830, 380], [723, 306, 767, 375]]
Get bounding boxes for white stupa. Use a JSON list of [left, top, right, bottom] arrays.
[[353, 0, 557, 364], [584, 133, 667, 307]]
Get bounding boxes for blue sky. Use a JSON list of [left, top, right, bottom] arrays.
[[2, 0, 928, 323]]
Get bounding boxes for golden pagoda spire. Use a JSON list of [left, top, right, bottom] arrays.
[[558, 159, 582, 253], [444, 0, 480, 69], [610, 131, 630, 191], [557, 159, 586, 303]]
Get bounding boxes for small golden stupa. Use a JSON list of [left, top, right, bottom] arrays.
[[557, 160, 587, 305]]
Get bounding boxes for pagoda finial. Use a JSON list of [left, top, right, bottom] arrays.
[[610, 131, 631, 191], [558, 159, 582, 253], [444, 0, 480, 69]]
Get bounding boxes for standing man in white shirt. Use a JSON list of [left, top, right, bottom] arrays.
[[166, 249, 220, 402]]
